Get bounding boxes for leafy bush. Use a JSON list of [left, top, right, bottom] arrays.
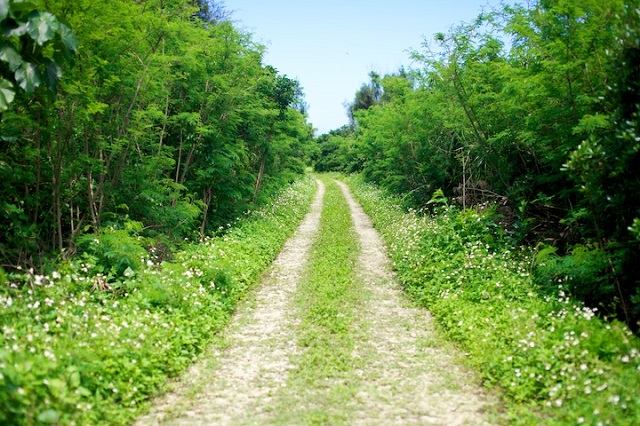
[[75, 221, 148, 281], [534, 244, 619, 313], [0, 176, 316, 425], [345, 175, 640, 425]]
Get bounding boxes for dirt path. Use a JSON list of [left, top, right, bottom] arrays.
[[135, 181, 326, 425], [136, 179, 496, 425], [336, 180, 495, 425]]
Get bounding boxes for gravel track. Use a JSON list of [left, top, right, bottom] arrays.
[[135, 180, 325, 425]]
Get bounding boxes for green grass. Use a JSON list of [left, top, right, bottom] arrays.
[[0, 176, 317, 426], [272, 177, 365, 425], [344, 174, 640, 425]]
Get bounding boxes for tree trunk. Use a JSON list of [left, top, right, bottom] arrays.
[[253, 148, 267, 203], [200, 184, 213, 239]]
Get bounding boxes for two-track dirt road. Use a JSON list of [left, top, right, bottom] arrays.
[[136, 180, 495, 425]]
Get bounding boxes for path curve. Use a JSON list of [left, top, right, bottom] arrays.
[[136, 180, 325, 425]]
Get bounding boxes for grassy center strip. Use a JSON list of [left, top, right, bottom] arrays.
[[273, 177, 365, 425]]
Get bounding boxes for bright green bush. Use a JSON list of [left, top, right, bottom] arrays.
[[345, 175, 640, 425], [0, 176, 316, 425], [75, 221, 148, 281]]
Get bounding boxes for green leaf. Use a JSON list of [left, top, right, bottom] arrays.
[[4, 22, 28, 37], [7, 1, 38, 14], [68, 370, 80, 388], [87, 101, 109, 115], [535, 245, 558, 264], [37, 409, 60, 424], [44, 60, 61, 92], [58, 22, 78, 52], [0, 78, 15, 111], [426, 188, 448, 206], [46, 378, 66, 398], [27, 11, 59, 45], [14, 61, 40, 92], [0, 42, 23, 72], [123, 266, 135, 278], [0, 0, 9, 21], [76, 386, 91, 397]]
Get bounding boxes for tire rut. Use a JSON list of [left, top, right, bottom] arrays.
[[335, 180, 496, 425], [135, 180, 325, 425]]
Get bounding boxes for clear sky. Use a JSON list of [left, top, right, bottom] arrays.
[[223, 0, 516, 135]]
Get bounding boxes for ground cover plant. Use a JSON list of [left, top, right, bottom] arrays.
[[274, 177, 364, 425], [0, 176, 316, 425], [345, 175, 640, 425]]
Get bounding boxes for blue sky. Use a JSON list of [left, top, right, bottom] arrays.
[[223, 0, 517, 135]]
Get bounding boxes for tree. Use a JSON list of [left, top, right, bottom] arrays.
[[347, 71, 382, 125], [192, 0, 230, 23], [0, 0, 313, 270]]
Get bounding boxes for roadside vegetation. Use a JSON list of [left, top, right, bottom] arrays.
[[0, 177, 316, 425], [315, 0, 640, 332], [345, 175, 640, 425]]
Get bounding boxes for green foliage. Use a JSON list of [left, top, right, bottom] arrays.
[[0, 0, 314, 271], [0, 0, 77, 110], [346, 175, 640, 425], [426, 188, 448, 207], [314, 0, 640, 328], [75, 221, 147, 281], [346, 71, 382, 125], [535, 244, 617, 311], [313, 128, 362, 173], [0, 176, 316, 425]]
